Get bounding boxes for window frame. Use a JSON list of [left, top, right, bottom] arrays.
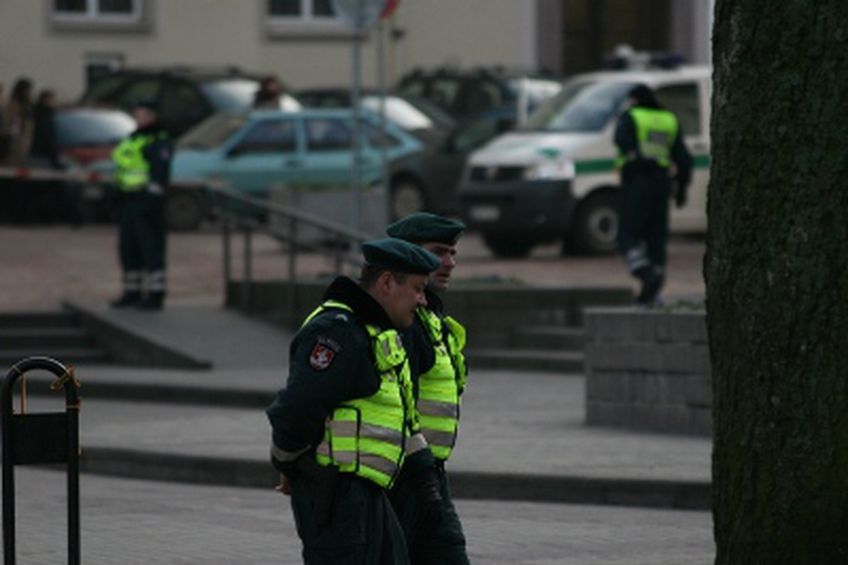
[[50, 0, 150, 32], [265, 0, 351, 39]]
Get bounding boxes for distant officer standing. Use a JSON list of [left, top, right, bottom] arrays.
[[110, 101, 172, 310], [614, 84, 692, 306], [386, 213, 470, 565], [266, 238, 441, 564]]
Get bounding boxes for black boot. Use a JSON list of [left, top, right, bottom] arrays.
[[635, 267, 664, 306], [136, 291, 164, 311], [110, 291, 141, 308]]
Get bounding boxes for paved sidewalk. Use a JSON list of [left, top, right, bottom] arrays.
[[11, 468, 714, 564]]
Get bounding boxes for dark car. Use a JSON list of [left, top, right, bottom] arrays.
[[396, 66, 562, 121], [387, 106, 516, 219], [79, 66, 301, 138]]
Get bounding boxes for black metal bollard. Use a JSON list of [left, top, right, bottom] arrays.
[[1, 356, 81, 565]]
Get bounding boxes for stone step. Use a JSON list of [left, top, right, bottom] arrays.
[[512, 325, 586, 350], [0, 327, 94, 349], [0, 348, 111, 368], [0, 311, 78, 329], [466, 348, 584, 373]]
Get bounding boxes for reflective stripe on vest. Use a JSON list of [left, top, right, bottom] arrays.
[[415, 307, 467, 460], [112, 133, 162, 191], [305, 299, 413, 489], [618, 107, 679, 169]]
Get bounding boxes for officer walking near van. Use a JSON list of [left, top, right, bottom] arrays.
[[614, 84, 692, 306], [110, 101, 172, 310], [386, 213, 470, 564], [266, 238, 442, 564]]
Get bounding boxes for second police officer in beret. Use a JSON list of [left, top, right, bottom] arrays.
[[387, 213, 471, 564], [266, 238, 442, 564]]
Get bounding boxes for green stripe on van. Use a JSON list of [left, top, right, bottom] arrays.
[[573, 154, 711, 176]]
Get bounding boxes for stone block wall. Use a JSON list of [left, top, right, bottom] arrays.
[[583, 307, 712, 436]]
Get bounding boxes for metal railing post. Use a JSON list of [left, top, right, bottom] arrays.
[[242, 224, 253, 312], [288, 217, 298, 321], [222, 216, 232, 306]]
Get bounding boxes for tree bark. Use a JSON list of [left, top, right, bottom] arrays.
[[708, 1, 848, 563]]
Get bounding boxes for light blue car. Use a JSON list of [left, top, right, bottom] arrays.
[[172, 108, 423, 199]]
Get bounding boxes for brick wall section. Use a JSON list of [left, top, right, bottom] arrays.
[[584, 308, 711, 436]]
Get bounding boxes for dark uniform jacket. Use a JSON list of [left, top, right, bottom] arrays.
[[267, 276, 404, 465]]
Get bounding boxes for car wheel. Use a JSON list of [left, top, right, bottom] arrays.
[[482, 234, 534, 258], [565, 191, 618, 255], [167, 190, 206, 231], [390, 178, 426, 220]]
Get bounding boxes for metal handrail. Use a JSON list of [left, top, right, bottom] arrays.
[[202, 183, 375, 319]]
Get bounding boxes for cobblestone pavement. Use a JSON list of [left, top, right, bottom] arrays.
[[11, 469, 713, 564], [0, 224, 706, 311]]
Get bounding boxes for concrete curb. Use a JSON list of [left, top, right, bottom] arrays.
[[63, 301, 212, 370], [79, 447, 710, 510]]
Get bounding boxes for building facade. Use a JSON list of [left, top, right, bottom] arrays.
[[0, 0, 712, 103]]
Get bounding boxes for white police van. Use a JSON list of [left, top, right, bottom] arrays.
[[458, 65, 711, 257]]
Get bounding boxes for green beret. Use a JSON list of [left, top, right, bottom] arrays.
[[386, 212, 466, 245], [362, 238, 440, 274]]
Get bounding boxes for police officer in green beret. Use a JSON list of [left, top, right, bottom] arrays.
[[266, 237, 443, 564], [386, 213, 471, 565]]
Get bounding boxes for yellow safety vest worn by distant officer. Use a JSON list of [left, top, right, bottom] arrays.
[[305, 300, 418, 490], [415, 307, 467, 461], [617, 107, 679, 169], [112, 132, 166, 192]]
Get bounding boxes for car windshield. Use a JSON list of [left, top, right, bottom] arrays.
[[522, 80, 637, 133], [199, 79, 261, 111], [179, 114, 247, 149], [56, 110, 136, 145]]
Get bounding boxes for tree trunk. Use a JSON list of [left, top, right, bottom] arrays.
[[708, 1, 848, 563]]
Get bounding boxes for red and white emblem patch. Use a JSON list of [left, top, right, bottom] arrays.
[[309, 343, 335, 371]]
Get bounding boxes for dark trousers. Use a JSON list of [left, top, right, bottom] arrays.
[[390, 463, 469, 565], [116, 191, 166, 290], [291, 474, 409, 565], [617, 170, 671, 272]]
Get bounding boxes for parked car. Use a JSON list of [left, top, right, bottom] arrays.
[[79, 66, 301, 138], [459, 65, 711, 257], [396, 66, 562, 122], [170, 108, 424, 229], [387, 106, 517, 218], [296, 88, 455, 134]]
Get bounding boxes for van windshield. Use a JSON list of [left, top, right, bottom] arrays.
[[522, 80, 637, 133]]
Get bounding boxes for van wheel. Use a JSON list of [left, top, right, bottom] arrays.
[[167, 190, 205, 231], [390, 178, 425, 220], [483, 235, 534, 258], [565, 191, 618, 255]]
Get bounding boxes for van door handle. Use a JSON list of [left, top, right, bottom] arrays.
[[284, 158, 302, 167]]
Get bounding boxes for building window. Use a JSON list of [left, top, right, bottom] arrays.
[[53, 0, 141, 21], [266, 0, 351, 38], [269, 0, 338, 22]]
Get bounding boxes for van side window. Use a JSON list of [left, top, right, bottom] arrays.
[[237, 119, 297, 154], [656, 83, 701, 136]]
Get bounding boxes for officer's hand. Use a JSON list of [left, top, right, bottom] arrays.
[[275, 473, 292, 496]]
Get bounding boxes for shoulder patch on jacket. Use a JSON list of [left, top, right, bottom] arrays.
[[309, 336, 341, 371]]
